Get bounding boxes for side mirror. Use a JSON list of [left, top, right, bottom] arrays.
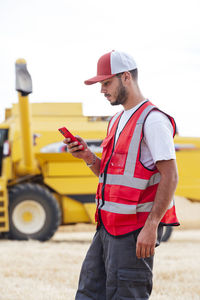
[[15, 59, 32, 96]]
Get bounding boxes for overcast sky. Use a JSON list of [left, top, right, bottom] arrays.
[[0, 0, 200, 136]]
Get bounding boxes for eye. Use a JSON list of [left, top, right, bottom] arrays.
[[103, 81, 110, 87]]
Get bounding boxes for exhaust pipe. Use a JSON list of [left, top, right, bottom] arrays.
[[15, 59, 39, 175]]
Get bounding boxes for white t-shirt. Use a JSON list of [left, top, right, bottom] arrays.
[[114, 101, 176, 169]]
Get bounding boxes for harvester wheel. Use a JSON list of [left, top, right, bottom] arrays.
[[161, 226, 173, 242], [7, 183, 61, 241]]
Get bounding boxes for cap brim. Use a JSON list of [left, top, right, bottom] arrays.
[[84, 74, 115, 85]]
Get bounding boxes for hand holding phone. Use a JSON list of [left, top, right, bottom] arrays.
[[58, 127, 84, 150]]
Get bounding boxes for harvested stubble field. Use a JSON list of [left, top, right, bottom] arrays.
[[0, 197, 200, 300]]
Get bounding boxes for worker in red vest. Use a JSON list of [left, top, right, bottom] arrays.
[[64, 50, 180, 300]]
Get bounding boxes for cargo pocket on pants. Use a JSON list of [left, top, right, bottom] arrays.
[[117, 268, 152, 300]]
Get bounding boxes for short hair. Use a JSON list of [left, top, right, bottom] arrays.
[[116, 69, 138, 81], [129, 69, 138, 81]]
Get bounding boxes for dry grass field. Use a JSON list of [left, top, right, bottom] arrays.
[[0, 197, 200, 300]]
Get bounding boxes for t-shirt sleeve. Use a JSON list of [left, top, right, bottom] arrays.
[[143, 110, 176, 163]]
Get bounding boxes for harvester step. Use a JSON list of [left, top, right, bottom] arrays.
[[0, 207, 6, 212], [0, 225, 9, 231]]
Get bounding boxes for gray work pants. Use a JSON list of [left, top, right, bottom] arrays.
[[75, 225, 163, 300]]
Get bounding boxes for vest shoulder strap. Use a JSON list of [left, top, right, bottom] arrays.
[[107, 111, 123, 135]]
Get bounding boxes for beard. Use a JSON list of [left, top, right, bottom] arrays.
[[110, 78, 128, 106]]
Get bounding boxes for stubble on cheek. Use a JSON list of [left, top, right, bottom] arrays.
[[111, 82, 128, 106]]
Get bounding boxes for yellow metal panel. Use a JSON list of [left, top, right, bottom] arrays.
[[0, 123, 9, 129], [83, 203, 96, 224], [12, 102, 83, 117], [2, 157, 12, 180], [175, 151, 200, 200], [44, 177, 98, 194], [5, 108, 12, 120], [62, 196, 90, 223], [174, 136, 200, 201], [36, 152, 101, 163], [46, 162, 93, 176]]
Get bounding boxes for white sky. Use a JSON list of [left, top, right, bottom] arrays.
[[0, 0, 200, 136]]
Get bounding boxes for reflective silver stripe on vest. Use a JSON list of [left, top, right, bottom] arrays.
[[99, 105, 160, 190], [125, 105, 155, 176], [101, 200, 137, 214], [98, 198, 173, 214], [136, 202, 153, 212], [99, 172, 160, 190], [108, 111, 122, 135], [98, 199, 154, 214], [148, 172, 161, 187]]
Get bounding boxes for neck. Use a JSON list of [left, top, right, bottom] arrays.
[[121, 78, 146, 110], [123, 93, 146, 111]]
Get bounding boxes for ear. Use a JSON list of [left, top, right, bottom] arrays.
[[122, 71, 132, 85]]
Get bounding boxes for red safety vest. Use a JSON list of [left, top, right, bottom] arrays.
[[95, 100, 180, 236]]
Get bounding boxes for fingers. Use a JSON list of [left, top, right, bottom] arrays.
[[75, 135, 84, 143], [136, 242, 155, 259], [75, 135, 88, 149], [136, 227, 157, 259], [63, 138, 84, 152], [150, 246, 155, 257]]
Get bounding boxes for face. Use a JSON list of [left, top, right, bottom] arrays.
[[100, 75, 128, 106]]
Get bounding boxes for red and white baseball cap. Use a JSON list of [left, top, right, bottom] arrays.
[[84, 50, 137, 85]]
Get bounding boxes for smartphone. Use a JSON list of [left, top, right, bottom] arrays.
[[58, 127, 84, 150]]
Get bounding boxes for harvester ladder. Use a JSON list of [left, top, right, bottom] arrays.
[[0, 178, 9, 232]]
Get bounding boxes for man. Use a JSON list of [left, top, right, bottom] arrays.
[[64, 50, 180, 300]]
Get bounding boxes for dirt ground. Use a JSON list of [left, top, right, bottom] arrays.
[[0, 197, 200, 300]]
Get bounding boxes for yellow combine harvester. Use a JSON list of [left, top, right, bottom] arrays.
[[0, 59, 108, 241], [165, 136, 200, 241], [0, 59, 199, 241], [174, 136, 200, 201]]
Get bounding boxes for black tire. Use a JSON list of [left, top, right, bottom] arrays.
[[161, 226, 173, 242], [7, 183, 61, 241]]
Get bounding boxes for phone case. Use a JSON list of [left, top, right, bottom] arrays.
[[58, 127, 84, 150]]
